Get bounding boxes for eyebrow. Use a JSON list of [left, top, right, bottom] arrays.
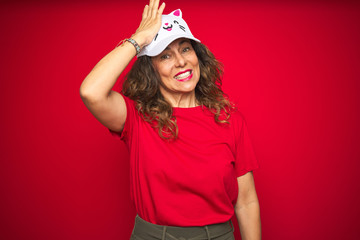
[[164, 39, 189, 51]]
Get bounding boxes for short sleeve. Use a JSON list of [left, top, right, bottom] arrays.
[[108, 94, 136, 142], [233, 112, 259, 177]]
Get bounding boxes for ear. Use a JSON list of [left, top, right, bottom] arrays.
[[170, 9, 182, 17]]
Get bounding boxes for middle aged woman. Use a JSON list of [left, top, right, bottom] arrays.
[[80, 0, 261, 239]]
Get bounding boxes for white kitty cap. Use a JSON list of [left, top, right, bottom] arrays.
[[137, 9, 200, 57]]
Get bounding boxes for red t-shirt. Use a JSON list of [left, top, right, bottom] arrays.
[[110, 95, 259, 226]]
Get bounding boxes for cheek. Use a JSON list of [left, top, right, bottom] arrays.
[[194, 60, 200, 75], [191, 56, 200, 69], [157, 63, 174, 78]]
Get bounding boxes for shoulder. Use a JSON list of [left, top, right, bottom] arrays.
[[226, 105, 249, 136], [224, 103, 246, 124], [230, 108, 246, 123]]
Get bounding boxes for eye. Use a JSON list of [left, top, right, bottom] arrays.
[[182, 47, 191, 53], [160, 54, 170, 60], [173, 20, 179, 24]]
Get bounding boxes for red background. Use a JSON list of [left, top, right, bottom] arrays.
[[1, 0, 359, 239]]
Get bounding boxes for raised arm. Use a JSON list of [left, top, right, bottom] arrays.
[[235, 171, 262, 240], [79, 0, 165, 132]]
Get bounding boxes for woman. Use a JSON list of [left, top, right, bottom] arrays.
[[80, 0, 261, 239]]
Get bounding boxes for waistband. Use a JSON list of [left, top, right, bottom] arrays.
[[132, 215, 234, 240]]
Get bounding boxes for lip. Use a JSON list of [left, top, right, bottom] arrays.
[[174, 69, 192, 77]]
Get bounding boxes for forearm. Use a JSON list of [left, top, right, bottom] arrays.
[[235, 200, 261, 240], [80, 35, 145, 102]]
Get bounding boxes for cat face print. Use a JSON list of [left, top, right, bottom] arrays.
[[154, 10, 187, 41], [161, 19, 185, 32]]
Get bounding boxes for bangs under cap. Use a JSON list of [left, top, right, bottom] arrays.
[[137, 9, 200, 57]]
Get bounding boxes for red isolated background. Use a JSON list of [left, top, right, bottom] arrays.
[[1, 0, 359, 239]]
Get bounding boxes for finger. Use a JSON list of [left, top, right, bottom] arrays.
[[147, 0, 154, 17], [148, 0, 154, 11], [146, 0, 152, 17], [142, 5, 149, 19], [152, 0, 160, 17], [157, 2, 165, 16]]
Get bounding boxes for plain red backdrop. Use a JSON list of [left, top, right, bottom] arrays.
[[1, 0, 359, 239]]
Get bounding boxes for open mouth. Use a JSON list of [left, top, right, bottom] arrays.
[[174, 69, 193, 81]]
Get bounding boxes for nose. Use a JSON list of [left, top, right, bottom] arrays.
[[174, 52, 186, 67]]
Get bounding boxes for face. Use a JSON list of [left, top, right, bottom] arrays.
[[152, 38, 200, 100]]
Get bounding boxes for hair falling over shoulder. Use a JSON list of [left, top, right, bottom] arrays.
[[122, 40, 234, 140]]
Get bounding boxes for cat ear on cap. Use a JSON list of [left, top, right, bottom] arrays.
[[170, 9, 182, 17]]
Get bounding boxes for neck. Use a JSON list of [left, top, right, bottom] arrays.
[[161, 90, 198, 108]]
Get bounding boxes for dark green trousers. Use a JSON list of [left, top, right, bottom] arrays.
[[130, 215, 235, 240]]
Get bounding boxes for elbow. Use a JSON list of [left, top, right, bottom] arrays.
[[79, 84, 92, 101], [79, 85, 94, 104], [234, 199, 260, 215], [79, 82, 105, 105], [234, 203, 245, 215]]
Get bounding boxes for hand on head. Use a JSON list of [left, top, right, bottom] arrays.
[[132, 0, 166, 48]]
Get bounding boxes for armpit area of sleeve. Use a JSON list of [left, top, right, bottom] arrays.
[[108, 128, 125, 140], [234, 113, 260, 177], [236, 163, 259, 177], [234, 135, 259, 177]]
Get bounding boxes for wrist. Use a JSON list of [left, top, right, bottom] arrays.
[[115, 37, 142, 55], [125, 38, 141, 55], [130, 33, 148, 49]]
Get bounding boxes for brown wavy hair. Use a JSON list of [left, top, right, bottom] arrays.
[[122, 40, 234, 139]]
